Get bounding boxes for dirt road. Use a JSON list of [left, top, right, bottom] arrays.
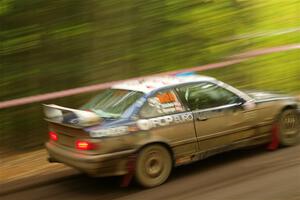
[[1, 145, 299, 200]]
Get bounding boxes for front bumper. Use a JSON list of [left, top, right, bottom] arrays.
[[46, 142, 135, 177]]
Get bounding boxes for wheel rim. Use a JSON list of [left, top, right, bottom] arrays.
[[136, 145, 172, 187], [280, 111, 298, 138], [144, 151, 163, 177]]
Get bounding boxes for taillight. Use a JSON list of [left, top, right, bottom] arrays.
[[75, 140, 96, 150], [49, 131, 58, 141]]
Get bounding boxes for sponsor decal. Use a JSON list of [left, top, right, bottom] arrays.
[[89, 126, 128, 137], [147, 91, 184, 114], [157, 92, 176, 104], [69, 118, 79, 124], [148, 97, 161, 108], [137, 113, 193, 130]]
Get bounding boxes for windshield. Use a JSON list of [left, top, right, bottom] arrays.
[[81, 89, 144, 118]]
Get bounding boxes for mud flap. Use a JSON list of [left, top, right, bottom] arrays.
[[267, 123, 280, 150], [120, 154, 137, 187]]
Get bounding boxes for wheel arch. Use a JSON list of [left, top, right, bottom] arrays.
[[281, 104, 297, 111], [274, 103, 298, 120], [276, 104, 298, 119]]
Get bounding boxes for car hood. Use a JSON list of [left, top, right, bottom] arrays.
[[244, 90, 292, 102]]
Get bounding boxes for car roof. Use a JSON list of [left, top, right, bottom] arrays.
[[111, 75, 216, 94]]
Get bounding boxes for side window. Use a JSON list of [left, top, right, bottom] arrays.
[[140, 89, 185, 118], [176, 82, 242, 110]]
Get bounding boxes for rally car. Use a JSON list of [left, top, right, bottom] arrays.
[[44, 74, 300, 187]]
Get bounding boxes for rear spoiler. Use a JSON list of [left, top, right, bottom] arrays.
[[43, 104, 101, 127]]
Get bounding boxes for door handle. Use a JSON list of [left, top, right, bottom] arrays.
[[196, 116, 208, 121]]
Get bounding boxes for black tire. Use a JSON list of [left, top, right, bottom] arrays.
[[278, 109, 300, 146], [135, 144, 172, 188]]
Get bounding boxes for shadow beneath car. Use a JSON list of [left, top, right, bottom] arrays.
[[170, 145, 268, 180], [54, 145, 269, 199]]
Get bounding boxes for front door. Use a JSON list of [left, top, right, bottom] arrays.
[[176, 82, 255, 152]]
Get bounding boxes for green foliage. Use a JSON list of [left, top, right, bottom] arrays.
[[203, 51, 300, 94], [0, 0, 299, 152]]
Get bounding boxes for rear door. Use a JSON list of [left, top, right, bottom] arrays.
[[139, 89, 198, 163], [176, 82, 256, 152]]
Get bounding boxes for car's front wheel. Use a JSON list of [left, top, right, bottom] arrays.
[[135, 144, 172, 188], [278, 109, 300, 146]]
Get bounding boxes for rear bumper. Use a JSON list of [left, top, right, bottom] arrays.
[[45, 142, 135, 177]]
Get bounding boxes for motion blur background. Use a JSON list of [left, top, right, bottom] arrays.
[[0, 0, 299, 154]]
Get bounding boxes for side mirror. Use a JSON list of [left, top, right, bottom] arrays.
[[242, 100, 256, 110]]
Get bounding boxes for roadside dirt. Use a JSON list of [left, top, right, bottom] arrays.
[[0, 149, 67, 184]]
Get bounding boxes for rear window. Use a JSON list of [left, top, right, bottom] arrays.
[[82, 89, 144, 118]]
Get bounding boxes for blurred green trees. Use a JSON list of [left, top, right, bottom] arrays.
[[0, 0, 299, 152]]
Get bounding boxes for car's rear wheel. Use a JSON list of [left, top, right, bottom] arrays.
[[135, 144, 172, 188], [278, 109, 300, 146]]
